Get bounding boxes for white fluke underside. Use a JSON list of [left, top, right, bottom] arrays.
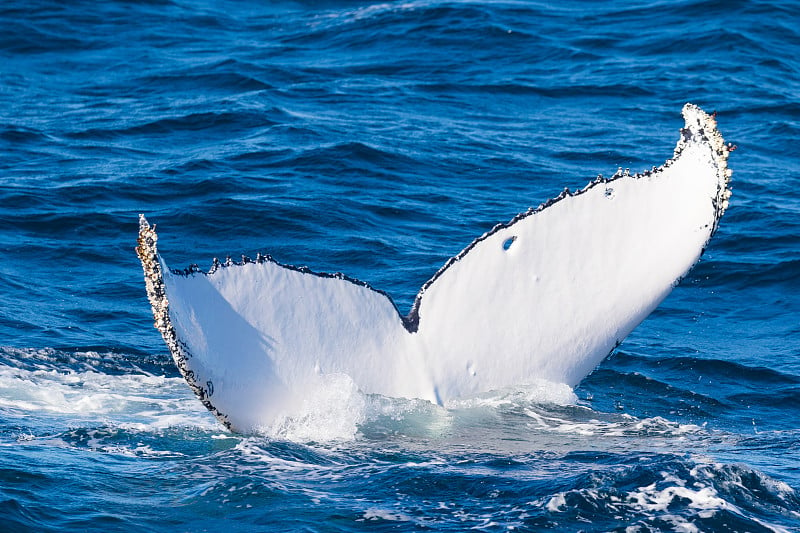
[[137, 104, 732, 433]]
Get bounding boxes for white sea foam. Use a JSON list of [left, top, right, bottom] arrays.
[[361, 508, 413, 522], [523, 410, 704, 438], [312, 1, 424, 28], [236, 379, 580, 443], [0, 360, 215, 431], [546, 460, 795, 533], [259, 373, 367, 442], [447, 379, 578, 409], [0, 354, 710, 446]]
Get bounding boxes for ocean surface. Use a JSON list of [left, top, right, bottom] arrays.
[[1, 0, 799, 531]]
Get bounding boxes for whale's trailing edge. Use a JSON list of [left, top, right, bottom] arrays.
[[138, 104, 732, 433]]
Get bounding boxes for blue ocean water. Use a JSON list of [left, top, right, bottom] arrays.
[[1, 0, 799, 530]]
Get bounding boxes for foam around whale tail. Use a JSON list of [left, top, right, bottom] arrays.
[[137, 104, 732, 433]]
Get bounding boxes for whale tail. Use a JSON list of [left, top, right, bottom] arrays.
[[138, 104, 732, 433]]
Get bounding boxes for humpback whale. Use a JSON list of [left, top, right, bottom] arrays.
[[137, 104, 732, 433]]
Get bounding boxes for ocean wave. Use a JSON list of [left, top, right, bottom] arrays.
[[0, 124, 52, 144], [133, 64, 274, 95], [0, 347, 170, 376], [0, 345, 735, 449], [692, 252, 800, 290], [0, 363, 197, 420], [38, 424, 231, 459], [0, 20, 101, 54], [584, 352, 800, 430], [172, 441, 800, 531], [544, 456, 800, 532], [65, 110, 275, 141], [0, 347, 211, 438]]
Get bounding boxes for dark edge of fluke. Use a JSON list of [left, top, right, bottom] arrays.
[[137, 103, 732, 430], [136, 218, 235, 431]]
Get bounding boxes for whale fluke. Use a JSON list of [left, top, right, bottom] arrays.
[[137, 104, 732, 433]]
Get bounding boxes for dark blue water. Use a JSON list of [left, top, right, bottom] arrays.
[[2, 0, 799, 530]]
